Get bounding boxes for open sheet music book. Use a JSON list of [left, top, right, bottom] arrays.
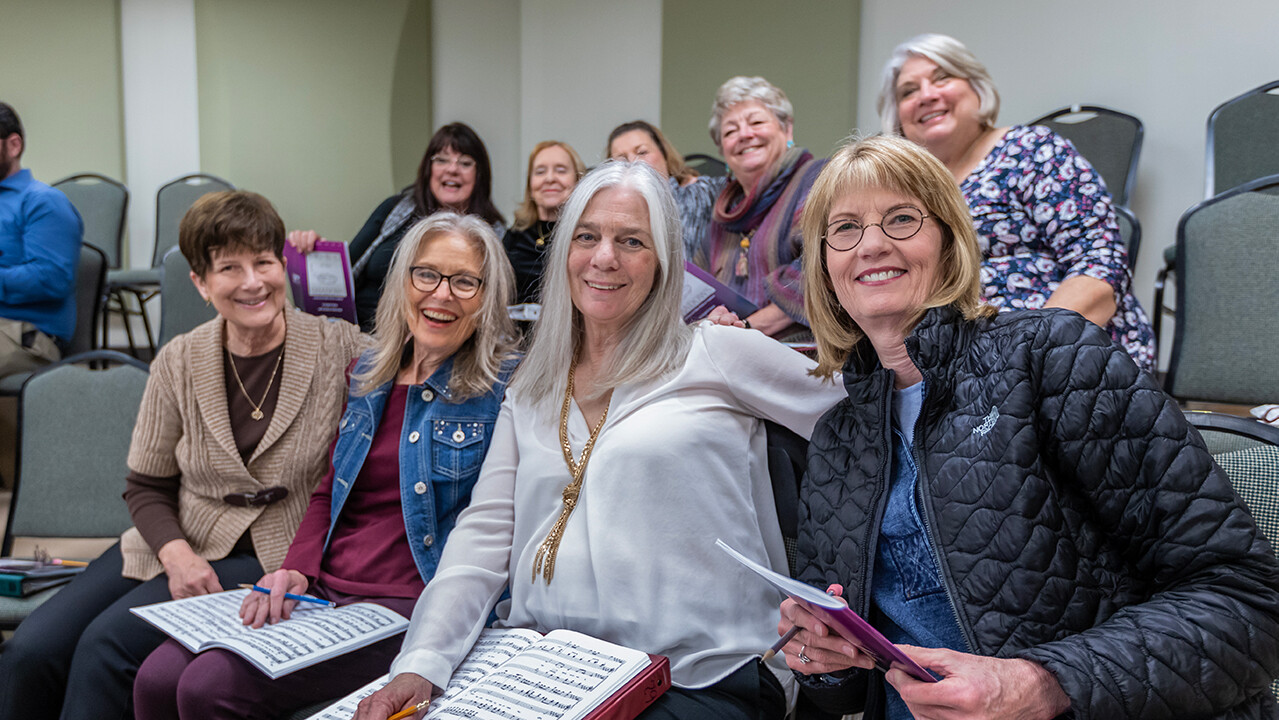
[[130, 589, 408, 679], [306, 627, 670, 720], [681, 261, 758, 323]]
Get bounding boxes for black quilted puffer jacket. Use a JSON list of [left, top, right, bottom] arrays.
[[795, 305, 1279, 719]]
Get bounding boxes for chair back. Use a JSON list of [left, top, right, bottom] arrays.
[[1, 351, 149, 556], [765, 420, 809, 576], [71, 244, 107, 356], [152, 173, 235, 268], [52, 173, 129, 269], [1112, 204, 1142, 271], [1030, 105, 1143, 207], [158, 247, 217, 348], [1167, 174, 1279, 405], [684, 153, 729, 178], [1207, 80, 1279, 198]]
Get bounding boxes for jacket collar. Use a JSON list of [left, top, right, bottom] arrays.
[[841, 305, 969, 405]]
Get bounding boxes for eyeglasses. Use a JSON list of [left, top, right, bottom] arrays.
[[823, 205, 931, 252], [410, 267, 483, 298], [430, 154, 476, 171]]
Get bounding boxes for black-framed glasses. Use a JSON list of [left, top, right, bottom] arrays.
[[823, 205, 930, 251], [410, 267, 483, 298]]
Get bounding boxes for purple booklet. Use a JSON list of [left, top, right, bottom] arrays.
[[716, 539, 937, 683], [283, 240, 358, 324], [681, 261, 758, 323]]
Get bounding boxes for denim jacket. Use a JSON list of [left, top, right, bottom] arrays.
[[324, 352, 517, 582]]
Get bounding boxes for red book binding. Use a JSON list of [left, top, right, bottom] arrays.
[[583, 653, 671, 720]]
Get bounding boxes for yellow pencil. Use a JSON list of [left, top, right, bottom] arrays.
[[53, 559, 89, 567], [387, 700, 429, 720]]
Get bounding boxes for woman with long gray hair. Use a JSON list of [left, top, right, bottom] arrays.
[[354, 161, 844, 720]]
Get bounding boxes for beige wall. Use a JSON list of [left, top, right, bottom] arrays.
[[0, 1, 125, 183], [661, 0, 860, 162], [193, 0, 431, 243]]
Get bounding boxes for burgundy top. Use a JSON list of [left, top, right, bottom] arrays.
[[123, 346, 285, 553], [283, 384, 424, 599]]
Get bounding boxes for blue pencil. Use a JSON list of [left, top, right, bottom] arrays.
[[238, 583, 336, 608]]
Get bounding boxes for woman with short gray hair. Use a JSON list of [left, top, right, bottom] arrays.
[[877, 33, 1155, 370], [704, 76, 824, 339], [353, 161, 844, 720]]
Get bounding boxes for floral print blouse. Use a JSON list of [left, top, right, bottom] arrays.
[[961, 125, 1155, 370]]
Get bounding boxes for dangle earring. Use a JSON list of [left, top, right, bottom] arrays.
[[787, 139, 794, 149]]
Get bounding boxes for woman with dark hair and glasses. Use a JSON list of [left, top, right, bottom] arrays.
[[289, 122, 507, 331], [133, 212, 520, 720]]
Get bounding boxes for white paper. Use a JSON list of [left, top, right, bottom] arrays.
[[306, 251, 349, 297], [680, 271, 716, 319], [130, 589, 409, 679]]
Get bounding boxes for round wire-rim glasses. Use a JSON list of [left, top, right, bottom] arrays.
[[823, 205, 932, 252], [410, 267, 483, 298]]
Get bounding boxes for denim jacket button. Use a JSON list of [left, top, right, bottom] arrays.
[[414, 481, 427, 495], [339, 417, 347, 429], [408, 431, 420, 443], [421, 389, 434, 402], [452, 428, 466, 443], [423, 534, 435, 548]]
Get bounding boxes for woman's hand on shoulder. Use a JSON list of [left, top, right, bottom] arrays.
[[239, 568, 309, 628], [286, 230, 323, 255], [705, 304, 748, 329], [157, 539, 222, 599], [354, 673, 434, 720], [779, 598, 874, 675], [887, 646, 1070, 720]]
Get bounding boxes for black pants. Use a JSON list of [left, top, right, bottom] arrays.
[[0, 543, 263, 720], [639, 659, 787, 720]]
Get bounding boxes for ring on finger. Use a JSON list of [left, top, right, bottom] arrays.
[[798, 644, 812, 664]]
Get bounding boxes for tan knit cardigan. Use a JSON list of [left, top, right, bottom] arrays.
[[120, 309, 366, 581]]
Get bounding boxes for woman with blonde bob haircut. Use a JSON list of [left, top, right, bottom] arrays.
[[133, 211, 520, 720], [355, 161, 844, 720], [801, 134, 991, 377], [781, 134, 1279, 720]]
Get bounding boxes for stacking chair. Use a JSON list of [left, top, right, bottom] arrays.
[[1164, 174, 1279, 406], [51, 173, 128, 270], [0, 350, 149, 629], [0, 244, 108, 396], [1112, 203, 1141, 271], [684, 153, 729, 178], [1184, 411, 1279, 699], [1030, 105, 1143, 208], [105, 173, 234, 357], [1155, 81, 1279, 356], [157, 247, 216, 349]]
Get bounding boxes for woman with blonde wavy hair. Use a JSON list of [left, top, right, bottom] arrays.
[[132, 212, 521, 720], [504, 140, 586, 304], [781, 134, 1279, 720]]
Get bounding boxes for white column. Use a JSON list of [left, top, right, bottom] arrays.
[[119, 0, 201, 269]]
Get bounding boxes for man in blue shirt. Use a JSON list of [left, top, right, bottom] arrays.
[[0, 102, 82, 376]]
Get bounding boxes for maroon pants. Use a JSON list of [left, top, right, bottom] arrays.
[[132, 588, 417, 720]]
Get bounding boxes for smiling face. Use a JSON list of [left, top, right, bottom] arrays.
[[529, 145, 578, 221], [405, 232, 484, 362], [567, 186, 658, 341], [718, 100, 792, 192], [824, 187, 941, 337], [192, 247, 287, 339], [608, 129, 669, 179], [894, 55, 983, 151], [428, 146, 478, 211]]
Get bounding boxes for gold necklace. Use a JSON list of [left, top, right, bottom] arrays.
[[531, 357, 610, 584], [227, 345, 284, 421]]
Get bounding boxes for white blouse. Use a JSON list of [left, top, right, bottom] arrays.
[[390, 323, 846, 698]]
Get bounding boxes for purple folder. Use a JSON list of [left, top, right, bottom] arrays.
[[681, 261, 758, 323], [283, 240, 358, 324], [716, 539, 937, 683]]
